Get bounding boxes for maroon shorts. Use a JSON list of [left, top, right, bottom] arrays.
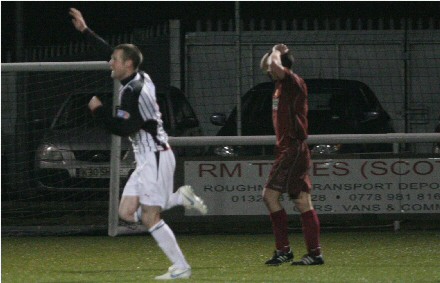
[[265, 140, 312, 199]]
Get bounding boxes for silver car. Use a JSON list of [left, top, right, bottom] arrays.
[[35, 87, 202, 190]]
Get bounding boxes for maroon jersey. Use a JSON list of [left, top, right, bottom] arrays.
[[272, 68, 308, 149]]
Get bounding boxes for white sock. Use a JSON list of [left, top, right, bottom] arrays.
[[133, 206, 142, 223], [149, 220, 190, 270], [164, 191, 183, 210]]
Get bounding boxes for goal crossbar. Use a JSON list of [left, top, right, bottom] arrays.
[[1, 61, 109, 72]]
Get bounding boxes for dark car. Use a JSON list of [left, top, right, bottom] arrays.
[[35, 86, 202, 190], [211, 79, 395, 156]]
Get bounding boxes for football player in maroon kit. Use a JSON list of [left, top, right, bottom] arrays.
[[260, 44, 324, 266]]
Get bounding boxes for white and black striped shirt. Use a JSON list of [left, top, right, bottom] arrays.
[[93, 71, 169, 153], [83, 28, 169, 153], [124, 72, 169, 153]]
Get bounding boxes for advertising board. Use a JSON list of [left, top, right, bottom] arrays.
[[184, 158, 440, 215]]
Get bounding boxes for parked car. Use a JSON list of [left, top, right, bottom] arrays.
[[35, 86, 202, 190], [210, 79, 395, 156]]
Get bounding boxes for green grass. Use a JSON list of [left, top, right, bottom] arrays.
[[2, 231, 439, 282]]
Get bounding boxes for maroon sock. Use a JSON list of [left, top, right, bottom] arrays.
[[269, 209, 290, 253], [300, 209, 321, 256]]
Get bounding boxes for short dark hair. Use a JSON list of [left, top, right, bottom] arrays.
[[114, 44, 143, 70], [281, 52, 294, 69]]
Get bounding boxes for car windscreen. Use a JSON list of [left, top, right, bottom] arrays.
[[308, 87, 345, 111], [309, 87, 362, 118], [169, 88, 198, 122], [52, 93, 112, 130]]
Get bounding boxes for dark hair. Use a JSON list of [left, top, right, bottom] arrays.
[[281, 52, 294, 69], [114, 44, 143, 70]]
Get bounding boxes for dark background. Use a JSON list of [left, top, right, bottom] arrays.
[[2, 1, 439, 49]]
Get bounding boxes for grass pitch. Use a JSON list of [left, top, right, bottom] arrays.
[[2, 231, 439, 282]]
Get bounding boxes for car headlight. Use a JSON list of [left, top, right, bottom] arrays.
[[311, 144, 341, 154], [214, 146, 238, 157], [36, 144, 64, 161]]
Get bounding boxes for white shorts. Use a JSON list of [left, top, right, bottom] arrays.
[[122, 149, 176, 208]]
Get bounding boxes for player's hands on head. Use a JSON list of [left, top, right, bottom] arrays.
[[260, 52, 271, 72], [69, 8, 88, 32], [272, 44, 289, 55]]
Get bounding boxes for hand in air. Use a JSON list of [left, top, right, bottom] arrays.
[[69, 8, 88, 32]]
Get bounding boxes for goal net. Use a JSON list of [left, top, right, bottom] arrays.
[[1, 62, 120, 234], [2, 17, 440, 236]]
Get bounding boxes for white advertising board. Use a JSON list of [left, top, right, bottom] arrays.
[[184, 158, 440, 215]]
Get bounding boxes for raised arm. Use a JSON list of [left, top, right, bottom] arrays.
[[69, 8, 88, 32], [268, 44, 289, 80], [69, 7, 113, 58]]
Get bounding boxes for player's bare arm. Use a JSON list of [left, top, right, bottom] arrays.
[[269, 44, 289, 80], [88, 96, 102, 111], [69, 8, 88, 32]]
